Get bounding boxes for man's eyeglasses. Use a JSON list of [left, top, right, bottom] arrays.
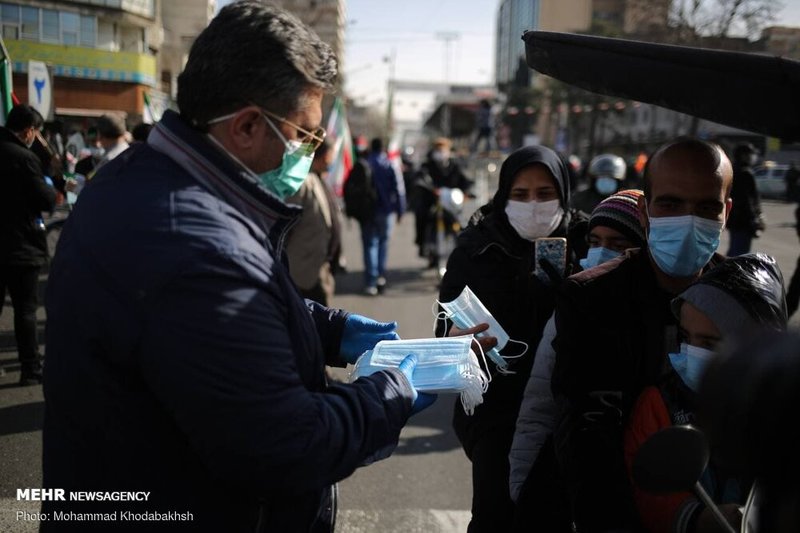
[[261, 108, 326, 152]]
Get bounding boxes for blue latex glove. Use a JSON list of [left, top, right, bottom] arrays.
[[340, 314, 400, 364], [398, 354, 438, 415]]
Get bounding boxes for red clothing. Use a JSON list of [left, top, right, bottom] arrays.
[[624, 386, 697, 532]]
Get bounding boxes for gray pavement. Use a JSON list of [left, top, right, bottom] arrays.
[[1, 199, 799, 532]]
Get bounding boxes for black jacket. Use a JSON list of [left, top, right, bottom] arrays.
[[551, 249, 724, 532], [437, 145, 580, 453], [0, 126, 56, 266], [727, 164, 762, 233]]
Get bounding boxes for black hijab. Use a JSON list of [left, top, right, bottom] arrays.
[[492, 145, 571, 210]]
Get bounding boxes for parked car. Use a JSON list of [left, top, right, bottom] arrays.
[[754, 162, 789, 199]]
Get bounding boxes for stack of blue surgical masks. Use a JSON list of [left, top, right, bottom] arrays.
[[350, 336, 490, 414]]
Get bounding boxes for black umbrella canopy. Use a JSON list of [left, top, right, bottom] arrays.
[[524, 31, 800, 141]]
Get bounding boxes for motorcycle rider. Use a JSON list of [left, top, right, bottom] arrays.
[[570, 153, 626, 214], [413, 138, 472, 263]]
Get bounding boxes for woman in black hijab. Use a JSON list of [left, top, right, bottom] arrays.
[[436, 145, 584, 532]]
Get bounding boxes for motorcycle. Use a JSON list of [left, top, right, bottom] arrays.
[[421, 186, 465, 280]]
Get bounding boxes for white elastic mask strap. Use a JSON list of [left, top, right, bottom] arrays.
[[432, 300, 451, 336], [502, 338, 529, 359], [471, 336, 492, 386]]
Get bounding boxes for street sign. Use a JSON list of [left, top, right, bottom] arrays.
[[28, 60, 53, 120]]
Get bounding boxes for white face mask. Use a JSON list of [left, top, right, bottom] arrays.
[[505, 199, 564, 241]]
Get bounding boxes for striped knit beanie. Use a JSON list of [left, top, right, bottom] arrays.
[[588, 189, 646, 247]]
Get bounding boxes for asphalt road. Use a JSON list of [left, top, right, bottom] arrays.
[[1, 199, 799, 533]]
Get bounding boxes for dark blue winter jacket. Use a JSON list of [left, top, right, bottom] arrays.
[[42, 110, 414, 532], [367, 152, 406, 217]]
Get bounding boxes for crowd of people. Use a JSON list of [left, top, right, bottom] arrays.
[[2, 1, 800, 532]]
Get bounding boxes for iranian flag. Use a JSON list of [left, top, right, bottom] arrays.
[[0, 36, 14, 126], [325, 97, 354, 197]]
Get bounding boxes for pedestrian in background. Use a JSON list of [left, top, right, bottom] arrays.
[[93, 114, 129, 173], [361, 137, 406, 295], [42, 2, 433, 531], [285, 140, 343, 306], [570, 153, 627, 214], [471, 99, 494, 154], [727, 142, 763, 256], [0, 105, 56, 386]]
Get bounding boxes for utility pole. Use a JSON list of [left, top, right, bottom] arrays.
[[435, 31, 460, 84], [384, 48, 396, 140]]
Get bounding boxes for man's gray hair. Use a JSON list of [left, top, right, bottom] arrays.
[[177, 0, 338, 128]]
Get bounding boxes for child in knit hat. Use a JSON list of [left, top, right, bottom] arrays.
[[509, 189, 647, 525], [580, 189, 646, 270], [624, 253, 787, 533]]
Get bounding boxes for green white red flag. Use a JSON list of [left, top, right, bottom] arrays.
[[325, 97, 354, 196]]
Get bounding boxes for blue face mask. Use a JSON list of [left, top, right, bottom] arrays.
[[668, 342, 715, 392], [579, 246, 621, 270], [647, 214, 723, 277], [350, 336, 490, 414], [595, 176, 619, 195], [436, 286, 529, 374]]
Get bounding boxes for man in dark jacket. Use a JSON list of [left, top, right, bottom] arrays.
[[0, 104, 55, 386], [551, 138, 732, 531], [42, 3, 432, 532], [360, 137, 406, 295], [726, 142, 763, 256]]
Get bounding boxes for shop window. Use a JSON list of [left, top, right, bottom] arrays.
[[61, 12, 79, 45], [42, 9, 59, 42], [80, 15, 96, 47], [21, 6, 37, 40]]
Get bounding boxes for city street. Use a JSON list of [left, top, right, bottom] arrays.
[[1, 198, 799, 532]]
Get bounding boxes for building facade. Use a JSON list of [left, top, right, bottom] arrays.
[[3, 0, 162, 123], [495, 0, 591, 88], [269, 0, 345, 81]]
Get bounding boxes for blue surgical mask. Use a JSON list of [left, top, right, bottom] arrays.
[[436, 286, 529, 373], [579, 246, 621, 270], [668, 342, 715, 392], [350, 336, 489, 414], [647, 214, 723, 277], [595, 176, 619, 195]]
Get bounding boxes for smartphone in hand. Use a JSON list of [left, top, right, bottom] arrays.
[[534, 237, 567, 284]]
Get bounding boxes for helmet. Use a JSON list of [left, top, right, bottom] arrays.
[[588, 154, 626, 181]]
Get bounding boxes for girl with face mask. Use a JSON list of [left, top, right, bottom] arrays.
[[624, 253, 787, 533], [435, 145, 584, 532]]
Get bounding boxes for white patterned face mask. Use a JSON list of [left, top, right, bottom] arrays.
[[349, 336, 490, 414], [435, 286, 528, 374]]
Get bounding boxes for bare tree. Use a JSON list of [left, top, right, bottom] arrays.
[[670, 0, 785, 40]]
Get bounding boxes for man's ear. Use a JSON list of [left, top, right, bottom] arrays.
[[723, 198, 733, 224], [637, 195, 649, 234], [227, 107, 264, 150]]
